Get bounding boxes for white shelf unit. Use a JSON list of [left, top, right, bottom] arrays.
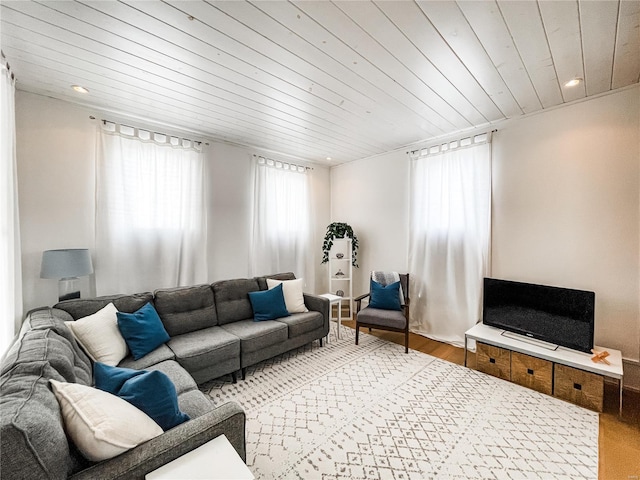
[[328, 238, 353, 320]]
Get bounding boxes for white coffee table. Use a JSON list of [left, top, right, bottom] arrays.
[[146, 434, 253, 479], [320, 293, 343, 340]]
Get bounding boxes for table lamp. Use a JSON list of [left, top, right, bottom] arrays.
[[40, 249, 94, 301]]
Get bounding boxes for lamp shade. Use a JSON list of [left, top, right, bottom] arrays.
[[40, 249, 94, 279]]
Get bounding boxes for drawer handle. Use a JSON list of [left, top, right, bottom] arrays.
[[489, 358, 496, 364], [527, 369, 534, 375], [573, 383, 582, 391]]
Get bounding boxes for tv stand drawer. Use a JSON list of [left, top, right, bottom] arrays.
[[554, 364, 604, 412], [476, 342, 511, 380], [511, 352, 553, 395]]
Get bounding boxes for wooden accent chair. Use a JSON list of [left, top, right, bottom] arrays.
[[355, 273, 410, 353]]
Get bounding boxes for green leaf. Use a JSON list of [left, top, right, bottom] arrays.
[[321, 222, 359, 267]]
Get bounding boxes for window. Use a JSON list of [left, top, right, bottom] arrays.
[[408, 134, 492, 347], [250, 156, 312, 288], [0, 58, 21, 353], [95, 123, 207, 295]]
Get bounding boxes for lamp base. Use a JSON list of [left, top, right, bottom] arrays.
[[58, 277, 80, 302]]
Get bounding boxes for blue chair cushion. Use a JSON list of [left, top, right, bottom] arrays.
[[369, 280, 402, 311]]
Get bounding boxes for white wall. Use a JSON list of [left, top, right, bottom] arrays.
[[16, 91, 330, 312], [205, 141, 331, 291], [16, 92, 97, 311], [330, 149, 410, 298], [491, 87, 639, 364], [331, 86, 640, 388]]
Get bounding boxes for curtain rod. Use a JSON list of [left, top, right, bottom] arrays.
[[1, 50, 16, 81], [408, 128, 498, 156], [95, 117, 209, 146], [253, 154, 314, 171]]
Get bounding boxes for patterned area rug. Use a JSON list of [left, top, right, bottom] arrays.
[[200, 325, 598, 479]]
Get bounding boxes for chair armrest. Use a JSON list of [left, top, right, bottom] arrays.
[[70, 402, 246, 480], [354, 292, 370, 313]]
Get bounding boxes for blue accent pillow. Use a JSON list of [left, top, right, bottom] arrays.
[[369, 280, 402, 311], [248, 283, 290, 321], [94, 362, 144, 393], [94, 363, 190, 431], [116, 302, 170, 360]]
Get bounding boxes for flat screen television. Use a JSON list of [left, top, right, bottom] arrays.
[[482, 278, 595, 353]]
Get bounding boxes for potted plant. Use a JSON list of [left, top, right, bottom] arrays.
[[321, 222, 359, 267]]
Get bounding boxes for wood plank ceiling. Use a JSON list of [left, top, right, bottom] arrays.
[[1, 1, 639, 165]]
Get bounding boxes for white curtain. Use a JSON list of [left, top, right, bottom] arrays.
[[409, 136, 492, 347], [250, 156, 312, 290], [0, 58, 23, 353], [95, 124, 207, 295]]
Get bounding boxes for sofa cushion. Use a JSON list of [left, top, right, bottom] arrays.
[[94, 362, 145, 392], [248, 283, 290, 321], [275, 311, 324, 338], [1, 328, 92, 385], [50, 379, 164, 462], [93, 365, 190, 431], [357, 307, 407, 330], [118, 343, 175, 370], [220, 319, 288, 354], [0, 362, 75, 479], [167, 326, 240, 374], [117, 303, 170, 360], [66, 302, 129, 366], [255, 272, 296, 290], [55, 292, 154, 319], [23, 307, 75, 343], [176, 389, 216, 418], [118, 370, 190, 430], [4, 309, 92, 385], [266, 278, 309, 313], [146, 360, 199, 395], [213, 278, 261, 325], [154, 285, 217, 336]]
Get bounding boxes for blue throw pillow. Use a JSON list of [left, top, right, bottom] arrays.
[[94, 363, 190, 431], [369, 280, 402, 311], [248, 283, 290, 321], [94, 362, 144, 394], [116, 302, 170, 360]]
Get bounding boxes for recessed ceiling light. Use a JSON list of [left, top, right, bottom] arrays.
[[564, 78, 582, 88], [71, 85, 89, 93], [326, 157, 332, 161]]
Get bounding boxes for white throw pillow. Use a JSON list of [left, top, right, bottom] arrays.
[[266, 278, 308, 313], [50, 380, 163, 462], [65, 303, 128, 366]]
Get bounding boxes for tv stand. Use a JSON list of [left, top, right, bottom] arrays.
[[464, 323, 624, 414], [500, 330, 558, 351]]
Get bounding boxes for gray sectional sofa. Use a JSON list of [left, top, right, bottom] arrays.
[[1, 272, 330, 479]]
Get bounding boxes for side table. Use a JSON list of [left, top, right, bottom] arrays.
[[319, 293, 343, 341], [146, 434, 254, 479]]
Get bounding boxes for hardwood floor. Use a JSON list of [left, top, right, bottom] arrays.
[[341, 318, 640, 479]]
